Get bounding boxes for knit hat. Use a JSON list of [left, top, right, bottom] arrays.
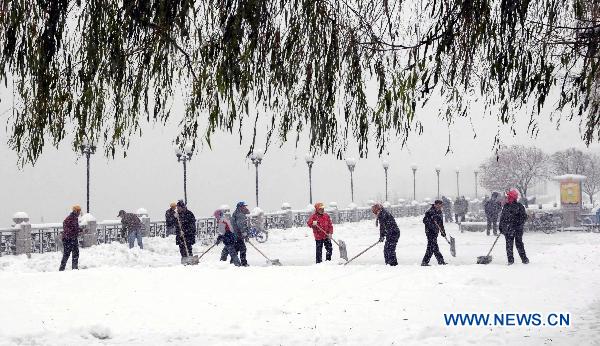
[[72, 205, 82, 212], [506, 189, 519, 203], [314, 202, 325, 210]]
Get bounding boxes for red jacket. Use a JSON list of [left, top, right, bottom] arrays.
[[62, 212, 81, 240], [307, 212, 333, 240]]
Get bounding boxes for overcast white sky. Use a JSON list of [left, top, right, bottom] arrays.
[[1, 85, 598, 224]]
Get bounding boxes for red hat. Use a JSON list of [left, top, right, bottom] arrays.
[[506, 189, 519, 203]]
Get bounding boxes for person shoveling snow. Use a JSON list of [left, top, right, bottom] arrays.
[[421, 200, 448, 266], [307, 202, 348, 263], [175, 200, 199, 265], [371, 203, 400, 266]]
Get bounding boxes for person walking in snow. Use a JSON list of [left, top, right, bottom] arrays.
[[118, 210, 143, 249], [165, 202, 177, 236], [499, 189, 529, 265], [421, 200, 447, 266], [371, 203, 400, 266], [484, 192, 502, 236], [231, 201, 250, 266], [441, 196, 453, 223], [307, 202, 334, 263], [59, 205, 83, 271], [215, 209, 241, 266], [175, 200, 197, 259]]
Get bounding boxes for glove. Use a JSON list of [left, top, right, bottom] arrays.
[[312, 220, 318, 227], [215, 236, 222, 245], [379, 236, 385, 243]]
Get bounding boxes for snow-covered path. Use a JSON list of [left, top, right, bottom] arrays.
[[1, 217, 599, 345]]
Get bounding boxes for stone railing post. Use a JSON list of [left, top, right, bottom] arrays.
[[329, 202, 339, 224], [15, 223, 32, 256], [283, 210, 294, 228], [254, 211, 266, 231], [82, 220, 97, 248], [141, 216, 150, 236]]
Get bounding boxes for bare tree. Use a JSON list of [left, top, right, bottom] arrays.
[[551, 148, 588, 175], [552, 148, 600, 204], [583, 154, 600, 204], [479, 146, 550, 199]]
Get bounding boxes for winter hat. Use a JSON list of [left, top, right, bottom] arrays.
[[213, 209, 223, 220], [117, 210, 126, 217], [170, 202, 177, 208], [177, 200, 186, 208], [236, 201, 248, 209], [434, 200, 443, 205], [371, 203, 383, 214], [506, 189, 519, 203], [491, 191, 499, 198], [72, 205, 82, 212], [314, 202, 325, 210]]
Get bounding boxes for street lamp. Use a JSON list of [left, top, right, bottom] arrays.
[[474, 169, 479, 199], [175, 143, 194, 205], [435, 166, 441, 199], [250, 149, 264, 206], [80, 139, 96, 213], [411, 163, 418, 201], [455, 167, 460, 197], [305, 154, 315, 204], [382, 160, 390, 202], [345, 158, 357, 203]]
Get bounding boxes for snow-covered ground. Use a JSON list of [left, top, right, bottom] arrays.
[[1, 217, 599, 345]]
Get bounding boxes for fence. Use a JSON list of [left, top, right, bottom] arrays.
[[1, 201, 480, 256]]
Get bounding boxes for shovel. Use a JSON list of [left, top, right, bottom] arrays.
[[344, 241, 380, 266], [175, 212, 199, 265], [477, 233, 502, 264], [445, 236, 456, 257], [315, 224, 348, 262], [434, 221, 456, 257], [196, 243, 218, 262], [247, 239, 282, 266]]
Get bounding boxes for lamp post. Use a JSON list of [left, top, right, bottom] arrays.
[[455, 167, 460, 197], [175, 143, 194, 205], [305, 154, 314, 204], [250, 149, 264, 206], [474, 169, 479, 199], [382, 160, 390, 202], [411, 163, 418, 201], [345, 158, 357, 203], [80, 139, 96, 213], [435, 166, 441, 199]]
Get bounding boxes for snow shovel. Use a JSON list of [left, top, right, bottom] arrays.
[[315, 224, 348, 262], [434, 221, 456, 257], [477, 233, 502, 264], [344, 240, 380, 266], [247, 239, 282, 266], [196, 243, 218, 262], [445, 236, 456, 257], [175, 213, 199, 266]]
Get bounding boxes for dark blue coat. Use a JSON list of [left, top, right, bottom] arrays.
[[423, 206, 445, 236], [175, 209, 196, 245], [499, 202, 527, 235], [377, 208, 400, 239]]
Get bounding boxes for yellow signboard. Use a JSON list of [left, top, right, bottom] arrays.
[[560, 182, 581, 205]]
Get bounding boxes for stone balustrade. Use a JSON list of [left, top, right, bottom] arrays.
[[1, 201, 480, 256]]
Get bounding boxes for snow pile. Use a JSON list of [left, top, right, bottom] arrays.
[[0, 218, 599, 345], [12, 211, 29, 220], [79, 213, 96, 226]]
